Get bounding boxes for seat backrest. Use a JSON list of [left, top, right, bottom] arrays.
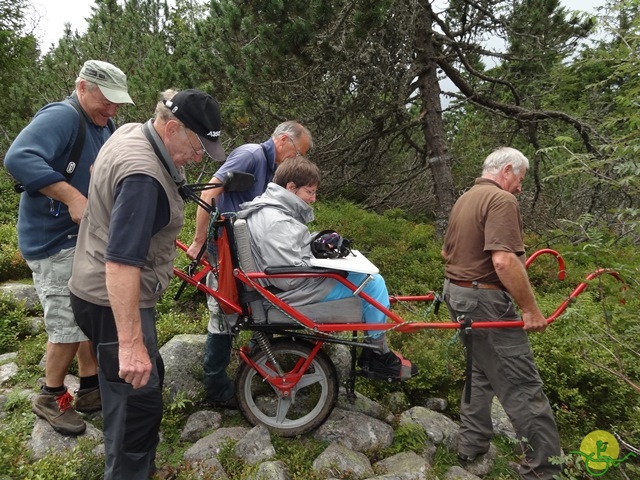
[[232, 218, 267, 323]]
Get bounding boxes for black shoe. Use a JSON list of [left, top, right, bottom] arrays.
[[358, 350, 418, 381], [205, 395, 238, 409]]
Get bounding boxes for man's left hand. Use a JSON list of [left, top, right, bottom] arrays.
[[522, 311, 547, 332]]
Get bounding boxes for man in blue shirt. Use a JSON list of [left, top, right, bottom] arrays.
[[186, 121, 312, 407], [4, 60, 133, 436]]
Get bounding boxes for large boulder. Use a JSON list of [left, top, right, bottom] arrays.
[[313, 408, 394, 452], [0, 282, 39, 311], [159, 334, 207, 402]]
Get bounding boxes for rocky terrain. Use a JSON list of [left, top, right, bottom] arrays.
[[0, 282, 520, 480]]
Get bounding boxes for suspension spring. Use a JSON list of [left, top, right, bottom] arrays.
[[255, 331, 284, 376]]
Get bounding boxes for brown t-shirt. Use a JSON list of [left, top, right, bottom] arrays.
[[442, 178, 524, 284]]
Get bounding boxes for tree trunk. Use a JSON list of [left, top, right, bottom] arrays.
[[414, 2, 456, 237]]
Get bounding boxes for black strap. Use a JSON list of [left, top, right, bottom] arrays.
[[459, 315, 474, 404], [433, 293, 442, 315], [141, 120, 186, 186], [63, 98, 116, 180], [62, 98, 87, 181], [13, 98, 115, 193]]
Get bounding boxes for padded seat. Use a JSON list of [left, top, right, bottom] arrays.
[[265, 297, 362, 325], [232, 218, 363, 325]]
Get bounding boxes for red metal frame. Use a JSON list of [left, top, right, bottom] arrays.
[[173, 240, 243, 314], [174, 241, 625, 332], [173, 241, 626, 395], [237, 341, 325, 398]]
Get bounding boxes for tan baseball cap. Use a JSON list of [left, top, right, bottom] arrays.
[[79, 60, 134, 105]]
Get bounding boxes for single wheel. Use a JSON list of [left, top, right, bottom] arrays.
[[235, 337, 339, 436]]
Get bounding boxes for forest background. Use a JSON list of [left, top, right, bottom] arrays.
[[1, 0, 640, 478]]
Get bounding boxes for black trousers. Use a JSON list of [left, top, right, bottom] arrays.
[[70, 293, 164, 480]]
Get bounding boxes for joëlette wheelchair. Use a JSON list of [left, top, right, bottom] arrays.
[[173, 172, 626, 436]]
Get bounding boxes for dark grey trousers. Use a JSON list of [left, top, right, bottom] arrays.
[[71, 294, 163, 480], [443, 280, 562, 480]]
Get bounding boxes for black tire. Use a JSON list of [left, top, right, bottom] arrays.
[[235, 337, 339, 436]]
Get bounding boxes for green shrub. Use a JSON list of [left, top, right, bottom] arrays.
[[533, 282, 640, 447], [0, 223, 30, 282], [0, 293, 31, 354], [0, 172, 20, 225], [312, 200, 444, 295], [12, 333, 48, 386], [156, 309, 208, 348], [386, 422, 428, 455], [271, 435, 329, 478]]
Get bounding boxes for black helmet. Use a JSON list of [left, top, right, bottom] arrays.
[[311, 230, 353, 259]]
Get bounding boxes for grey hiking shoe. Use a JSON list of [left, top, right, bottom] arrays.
[[75, 386, 102, 413], [32, 388, 86, 435]]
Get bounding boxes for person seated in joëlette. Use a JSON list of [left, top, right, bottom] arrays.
[[236, 156, 418, 381]]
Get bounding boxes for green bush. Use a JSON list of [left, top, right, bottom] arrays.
[[534, 298, 640, 446], [0, 172, 20, 225], [0, 174, 27, 282], [0, 293, 31, 354], [386, 422, 429, 455], [312, 201, 444, 295], [1, 195, 639, 478], [0, 223, 30, 282]]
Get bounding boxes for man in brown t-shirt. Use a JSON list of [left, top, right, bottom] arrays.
[[441, 147, 561, 480]]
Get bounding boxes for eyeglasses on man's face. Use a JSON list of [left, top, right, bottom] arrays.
[[286, 135, 304, 158], [182, 126, 205, 157]]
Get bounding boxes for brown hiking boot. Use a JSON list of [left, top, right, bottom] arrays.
[[75, 386, 102, 413], [32, 388, 86, 435]]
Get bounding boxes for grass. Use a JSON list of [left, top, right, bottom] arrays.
[[1, 199, 639, 478]]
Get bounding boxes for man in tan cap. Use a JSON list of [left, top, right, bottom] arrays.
[[4, 59, 133, 436], [69, 88, 224, 479], [78, 60, 135, 106]]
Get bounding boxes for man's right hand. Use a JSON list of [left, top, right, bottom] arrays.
[[189, 180, 221, 260], [118, 341, 152, 389], [40, 181, 87, 224], [493, 250, 548, 333]]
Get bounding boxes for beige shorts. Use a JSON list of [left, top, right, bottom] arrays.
[[26, 247, 89, 343]]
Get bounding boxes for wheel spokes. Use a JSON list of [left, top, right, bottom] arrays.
[[293, 370, 325, 390], [275, 396, 292, 423]]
